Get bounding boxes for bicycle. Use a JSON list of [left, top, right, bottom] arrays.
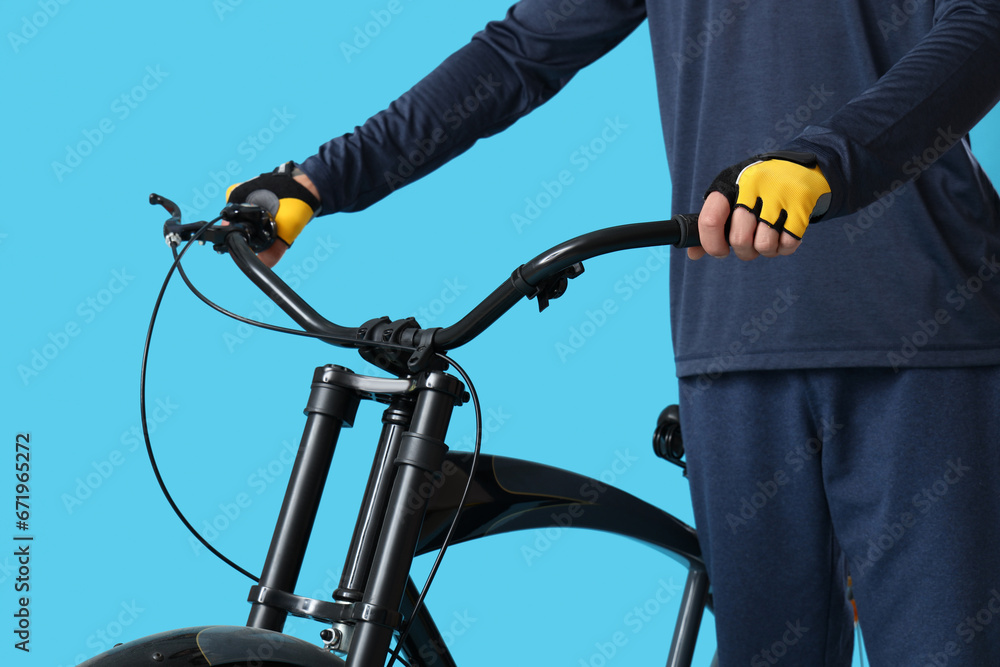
[[79, 195, 714, 666]]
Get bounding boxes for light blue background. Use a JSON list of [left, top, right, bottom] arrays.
[[4, 2, 999, 666]]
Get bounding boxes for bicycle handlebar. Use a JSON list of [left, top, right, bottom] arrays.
[[224, 233, 357, 340], [152, 193, 701, 374], [435, 216, 699, 349]]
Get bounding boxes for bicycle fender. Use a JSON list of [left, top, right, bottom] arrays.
[[76, 625, 345, 666], [417, 453, 702, 569]]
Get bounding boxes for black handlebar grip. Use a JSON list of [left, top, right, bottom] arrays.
[[671, 213, 732, 249], [672, 213, 700, 248]]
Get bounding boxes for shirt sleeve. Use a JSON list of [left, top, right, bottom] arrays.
[[783, 0, 1000, 218], [299, 0, 647, 215]]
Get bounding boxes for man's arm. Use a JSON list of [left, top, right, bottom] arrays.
[[694, 0, 1000, 260], [790, 0, 1000, 217], [299, 0, 647, 216]]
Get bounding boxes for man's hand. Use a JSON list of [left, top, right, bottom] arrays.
[[226, 162, 322, 267], [688, 151, 831, 261]]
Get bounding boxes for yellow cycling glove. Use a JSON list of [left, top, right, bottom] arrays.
[[705, 151, 831, 239], [227, 161, 321, 248]]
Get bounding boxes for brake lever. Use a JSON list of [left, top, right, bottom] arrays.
[[150, 194, 278, 253], [150, 193, 181, 221], [151, 192, 214, 246]]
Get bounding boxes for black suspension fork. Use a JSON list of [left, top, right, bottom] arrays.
[[335, 396, 415, 603], [346, 371, 466, 667], [331, 396, 459, 666], [246, 365, 362, 631]]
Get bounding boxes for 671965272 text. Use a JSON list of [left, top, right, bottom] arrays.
[[14, 432, 32, 653]]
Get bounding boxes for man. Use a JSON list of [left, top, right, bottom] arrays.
[[225, 1, 1000, 663]]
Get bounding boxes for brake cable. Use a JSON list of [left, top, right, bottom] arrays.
[[142, 220, 482, 665], [386, 350, 481, 667], [139, 216, 261, 581]]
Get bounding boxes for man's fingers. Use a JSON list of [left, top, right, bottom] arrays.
[[778, 232, 801, 256], [730, 207, 760, 261], [697, 191, 732, 259], [753, 224, 801, 258], [754, 222, 780, 257], [691, 193, 804, 261], [258, 239, 288, 268]]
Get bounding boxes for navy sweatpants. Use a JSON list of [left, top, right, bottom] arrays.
[[679, 367, 1000, 666]]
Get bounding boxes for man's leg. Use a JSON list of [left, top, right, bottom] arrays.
[[680, 370, 855, 666], [818, 366, 1000, 666]]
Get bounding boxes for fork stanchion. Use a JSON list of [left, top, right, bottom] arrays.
[[246, 366, 361, 632], [335, 397, 415, 602], [346, 371, 465, 667]]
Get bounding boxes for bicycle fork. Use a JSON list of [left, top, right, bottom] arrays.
[[245, 364, 466, 667]]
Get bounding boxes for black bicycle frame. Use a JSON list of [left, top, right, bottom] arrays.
[[237, 366, 462, 660], [241, 361, 709, 667], [113, 198, 715, 667], [222, 209, 711, 666]]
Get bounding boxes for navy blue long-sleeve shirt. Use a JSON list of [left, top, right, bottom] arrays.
[[300, 0, 1000, 377]]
